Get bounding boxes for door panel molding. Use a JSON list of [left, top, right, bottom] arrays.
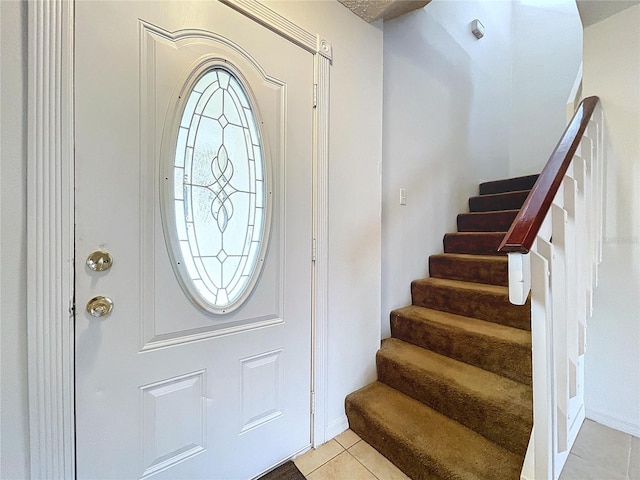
[[140, 370, 208, 477], [139, 21, 288, 350], [27, 0, 331, 477]]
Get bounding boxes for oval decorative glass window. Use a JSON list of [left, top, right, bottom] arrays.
[[168, 66, 269, 314]]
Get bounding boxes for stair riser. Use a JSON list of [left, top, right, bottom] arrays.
[[345, 400, 443, 480], [457, 210, 518, 232], [390, 312, 532, 385], [443, 233, 506, 255], [346, 384, 524, 480], [411, 281, 531, 331], [469, 191, 529, 212], [345, 175, 539, 479], [479, 175, 538, 195], [429, 255, 508, 286], [376, 351, 531, 455]]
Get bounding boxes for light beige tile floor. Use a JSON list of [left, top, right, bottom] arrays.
[[560, 419, 639, 480], [294, 430, 409, 480], [294, 420, 639, 480]]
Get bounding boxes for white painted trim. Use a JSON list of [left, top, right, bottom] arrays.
[[507, 252, 531, 305], [586, 409, 640, 437], [325, 416, 349, 442], [219, 0, 333, 61], [312, 54, 331, 447], [28, 0, 332, 475], [27, 1, 75, 478]]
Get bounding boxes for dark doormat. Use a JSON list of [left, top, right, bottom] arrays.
[[257, 460, 305, 480]]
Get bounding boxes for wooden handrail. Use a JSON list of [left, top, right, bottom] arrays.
[[498, 96, 600, 253]]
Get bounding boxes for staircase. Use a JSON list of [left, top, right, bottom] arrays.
[[346, 175, 539, 480]]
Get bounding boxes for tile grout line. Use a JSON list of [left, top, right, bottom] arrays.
[[626, 434, 632, 480], [304, 441, 346, 478], [345, 441, 383, 480], [301, 437, 384, 480]]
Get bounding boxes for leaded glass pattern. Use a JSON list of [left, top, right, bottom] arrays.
[[172, 67, 267, 312]]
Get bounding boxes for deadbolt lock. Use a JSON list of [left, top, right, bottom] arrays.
[[86, 250, 113, 272]]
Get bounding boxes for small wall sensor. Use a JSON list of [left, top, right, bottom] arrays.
[[471, 19, 484, 39]]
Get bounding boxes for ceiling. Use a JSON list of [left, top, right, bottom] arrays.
[[337, 0, 431, 22], [576, 0, 640, 27], [338, 0, 640, 25]]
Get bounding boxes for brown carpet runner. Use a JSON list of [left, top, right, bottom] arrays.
[[346, 174, 537, 480]]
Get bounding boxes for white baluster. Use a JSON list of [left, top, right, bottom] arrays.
[[551, 202, 569, 454], [596, 106, 605, 267], [573, 157, 589, 346], [515, 99, 604, 480], [562, 176, 580, 397], [530, 244, 554, 480]]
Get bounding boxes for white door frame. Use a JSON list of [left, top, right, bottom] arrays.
[[26, 1, 331, 477]]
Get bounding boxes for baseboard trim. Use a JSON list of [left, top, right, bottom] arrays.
[[325, 416, 349, 442], [586, 408, 640, 437]]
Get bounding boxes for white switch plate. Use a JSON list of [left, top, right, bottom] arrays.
[[399, 188, 407, 205]]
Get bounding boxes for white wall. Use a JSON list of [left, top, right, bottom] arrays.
[[381, 0, 513, 338], [0, 3, 382, 472], [582, 5, 640, 436], [263, 1, 383, 438], [0, 2, 30, 479], [381, 0, 582, 339], [509, 0, 583, 177], [322, 10, 382, 438]]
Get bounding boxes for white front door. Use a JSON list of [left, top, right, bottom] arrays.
[[74, 2, 313, 478]]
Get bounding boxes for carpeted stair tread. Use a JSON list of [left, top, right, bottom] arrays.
[[345, 382, 524, 480], [429, 253, 508, 286], [377, 338, 532, 455], [469, 190, 530, 212], [479, 174, 539, 195], [457, 209, 520, 232], [344, 175, 538, 479], [443, 232, 506, 255], [391, 305, 532, 385], [411, 277, 531, 331]]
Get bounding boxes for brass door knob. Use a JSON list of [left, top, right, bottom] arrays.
[[86, 250, 113, 272], [86, 296, 113, 318]]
